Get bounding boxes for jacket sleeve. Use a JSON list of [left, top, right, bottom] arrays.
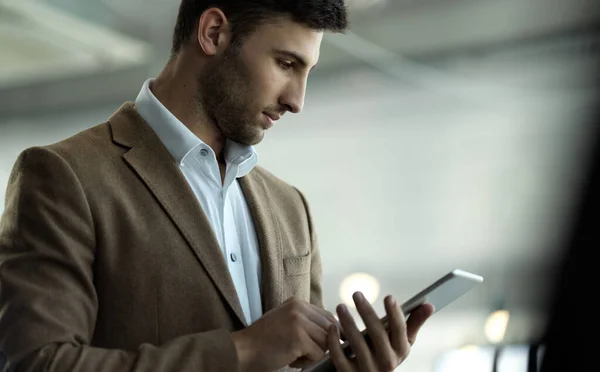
[[294, 187, 324, 310], [0, 147, 240, 372]]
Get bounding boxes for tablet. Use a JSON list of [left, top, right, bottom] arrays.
[[304, 269, 484, 371]]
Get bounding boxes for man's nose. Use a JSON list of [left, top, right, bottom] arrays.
[[280, 80, 306, 114]]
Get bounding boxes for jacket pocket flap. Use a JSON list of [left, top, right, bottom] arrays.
[[283, 254, 310, 276]]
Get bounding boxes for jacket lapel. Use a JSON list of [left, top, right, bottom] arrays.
[[238, 173, 283, 314], [109, 102, 248, 326]]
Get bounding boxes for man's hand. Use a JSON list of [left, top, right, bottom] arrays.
[[327, 292, 434, 372], [231, 296, 342, 372]]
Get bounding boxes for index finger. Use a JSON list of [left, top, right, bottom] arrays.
[[405, 303, 435, 346], [385, 295, 409, 353], [307, 304, 346, 338]]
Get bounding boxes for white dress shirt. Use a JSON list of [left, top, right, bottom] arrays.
[[135, 78, 263, 325]]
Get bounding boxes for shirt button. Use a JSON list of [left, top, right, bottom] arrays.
[[230, 253, 238, 262], [200, 149, 209, 157]]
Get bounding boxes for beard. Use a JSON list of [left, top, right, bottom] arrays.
[[196, 45, 267, 146]]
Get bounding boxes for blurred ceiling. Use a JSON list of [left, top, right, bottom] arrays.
[[0, 0, 153, 115], [1, 0, 599, 116]]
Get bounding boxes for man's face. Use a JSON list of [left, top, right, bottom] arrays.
[[197, 18, 323, 146]]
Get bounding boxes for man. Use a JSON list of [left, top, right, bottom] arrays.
[[0, 1, 433, 371]]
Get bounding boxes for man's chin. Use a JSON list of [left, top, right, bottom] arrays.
[[229, 130, 265, 146], [244, 133, 265, 146]]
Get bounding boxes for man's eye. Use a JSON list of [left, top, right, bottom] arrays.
[[278, 59, 293, 70]]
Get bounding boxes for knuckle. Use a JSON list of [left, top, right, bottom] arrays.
[[283, 296, 298, 307], [314, 349, 326, 360], [399, 347, 411, 362], [288, 308, 305, 327], [288, 296, 303, 306], [380, 357, 398, 372], [291, 344, 304, 359]]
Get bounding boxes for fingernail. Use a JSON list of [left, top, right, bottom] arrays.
[[353, 291, 364, 303], [339, 304, 349, 314]]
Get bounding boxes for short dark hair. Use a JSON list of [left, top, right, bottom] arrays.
[[171, 0, 349, 54]]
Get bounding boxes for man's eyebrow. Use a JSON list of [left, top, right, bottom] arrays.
[[273, 49, 315, 71]]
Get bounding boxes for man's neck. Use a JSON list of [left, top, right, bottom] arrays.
[[151, 57, 226, 163]]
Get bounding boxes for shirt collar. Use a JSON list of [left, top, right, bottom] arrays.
[[134, 78, 258, 177], [225, 141, 259, 177]]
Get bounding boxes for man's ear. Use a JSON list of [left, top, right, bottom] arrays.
[[196, 8, 232, 55]]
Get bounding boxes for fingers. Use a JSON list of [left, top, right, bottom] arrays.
[[298, 328, 329, 364], [385, 295, 411, 359], [290, 355, 324, 370], [405, 303, 435, 347], [290, 312, 329, 366], [329, 294, 434, 372], [336, 303, 378, 372], [328, 325, 356, 372], [284, 297, 340, 349], [354, 292, 398, 371], [307, 304, 346, 339], [299, 311, 331, 352]]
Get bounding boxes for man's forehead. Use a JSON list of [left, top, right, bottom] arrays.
[[247, 19, 323, 65]]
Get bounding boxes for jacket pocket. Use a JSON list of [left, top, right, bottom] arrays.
[[283, 253, 311, 277]]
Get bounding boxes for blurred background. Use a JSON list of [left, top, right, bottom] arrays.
[[1, 0, 599, 371]]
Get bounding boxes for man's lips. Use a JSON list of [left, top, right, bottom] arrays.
[[262, 112, 281, 129], [263, 112, 281, 122]]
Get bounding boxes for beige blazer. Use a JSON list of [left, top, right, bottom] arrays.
[[0, 102, 323, 372]]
